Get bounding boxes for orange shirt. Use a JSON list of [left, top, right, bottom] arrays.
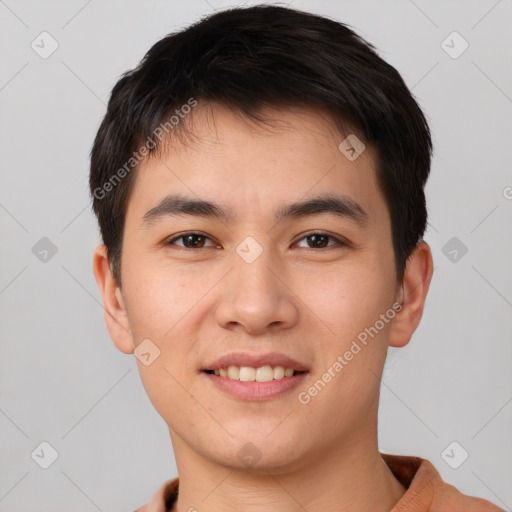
[[135, 453, 503, 511]]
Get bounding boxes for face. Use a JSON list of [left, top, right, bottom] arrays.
[[99, 102, 413, 472]]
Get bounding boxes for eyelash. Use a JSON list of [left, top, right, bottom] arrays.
[[165, 231, 348, 250]]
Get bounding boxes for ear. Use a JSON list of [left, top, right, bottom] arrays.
[[389, 241, 434, 348], [92, 244, 134, 354]]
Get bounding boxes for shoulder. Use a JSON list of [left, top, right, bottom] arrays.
[[430, 478, 503, 511], [381, 453, 503, 512]]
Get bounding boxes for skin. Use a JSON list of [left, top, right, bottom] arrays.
[[93, 102, 433, 512]]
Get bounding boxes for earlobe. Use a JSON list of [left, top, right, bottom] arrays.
[[92, 244, 134, 354], [389, 241, 434, 348]]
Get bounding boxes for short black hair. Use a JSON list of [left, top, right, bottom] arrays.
[[89, 4, 432, 286]]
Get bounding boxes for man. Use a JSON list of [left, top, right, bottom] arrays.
[[90, 5, 501, 511]]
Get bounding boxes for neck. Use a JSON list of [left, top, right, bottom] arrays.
[[169, 425, 406, 512]]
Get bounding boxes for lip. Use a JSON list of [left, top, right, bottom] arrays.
[[202, 370, 308, 401], [201, 351, 309, 372]]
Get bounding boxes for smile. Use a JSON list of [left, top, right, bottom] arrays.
[[204, 365, 302, 382]]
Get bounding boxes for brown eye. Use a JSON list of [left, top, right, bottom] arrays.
[[167, 233, 216, 248], [306, 234, 329, 248], [182, 234, 206, 248], [295, 232, 345, 249]]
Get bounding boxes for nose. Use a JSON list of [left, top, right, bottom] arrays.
[[214, 246, 299, 335]]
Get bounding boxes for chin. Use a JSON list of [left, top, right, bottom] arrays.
[[213, 435, 310, 473]]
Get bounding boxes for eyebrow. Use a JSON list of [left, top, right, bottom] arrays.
[[141, 193, 369, 227]]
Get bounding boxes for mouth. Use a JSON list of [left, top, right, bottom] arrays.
[[200, 353, 310, 401], [202, 366, 307, 382]]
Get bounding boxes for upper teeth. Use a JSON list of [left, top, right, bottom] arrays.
[[213, 365, 295, 382]]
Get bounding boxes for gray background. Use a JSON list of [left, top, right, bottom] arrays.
[[1, 0, 511, 510]]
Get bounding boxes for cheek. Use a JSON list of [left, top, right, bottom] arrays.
[[297, 259, 394, 394], [122, 259, 205, 423], [296, 259, 393, 337], [295, 269, 393, 432], [122, 256, 204, 340]]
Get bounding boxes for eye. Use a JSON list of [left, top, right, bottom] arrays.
[[165, 231, 347, 250], [166, 232, 218, 249], [294, 232, 347, 249]]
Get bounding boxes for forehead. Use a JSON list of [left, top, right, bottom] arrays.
[[126, 102, 386, 227], [167, 101, 363, 159]]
